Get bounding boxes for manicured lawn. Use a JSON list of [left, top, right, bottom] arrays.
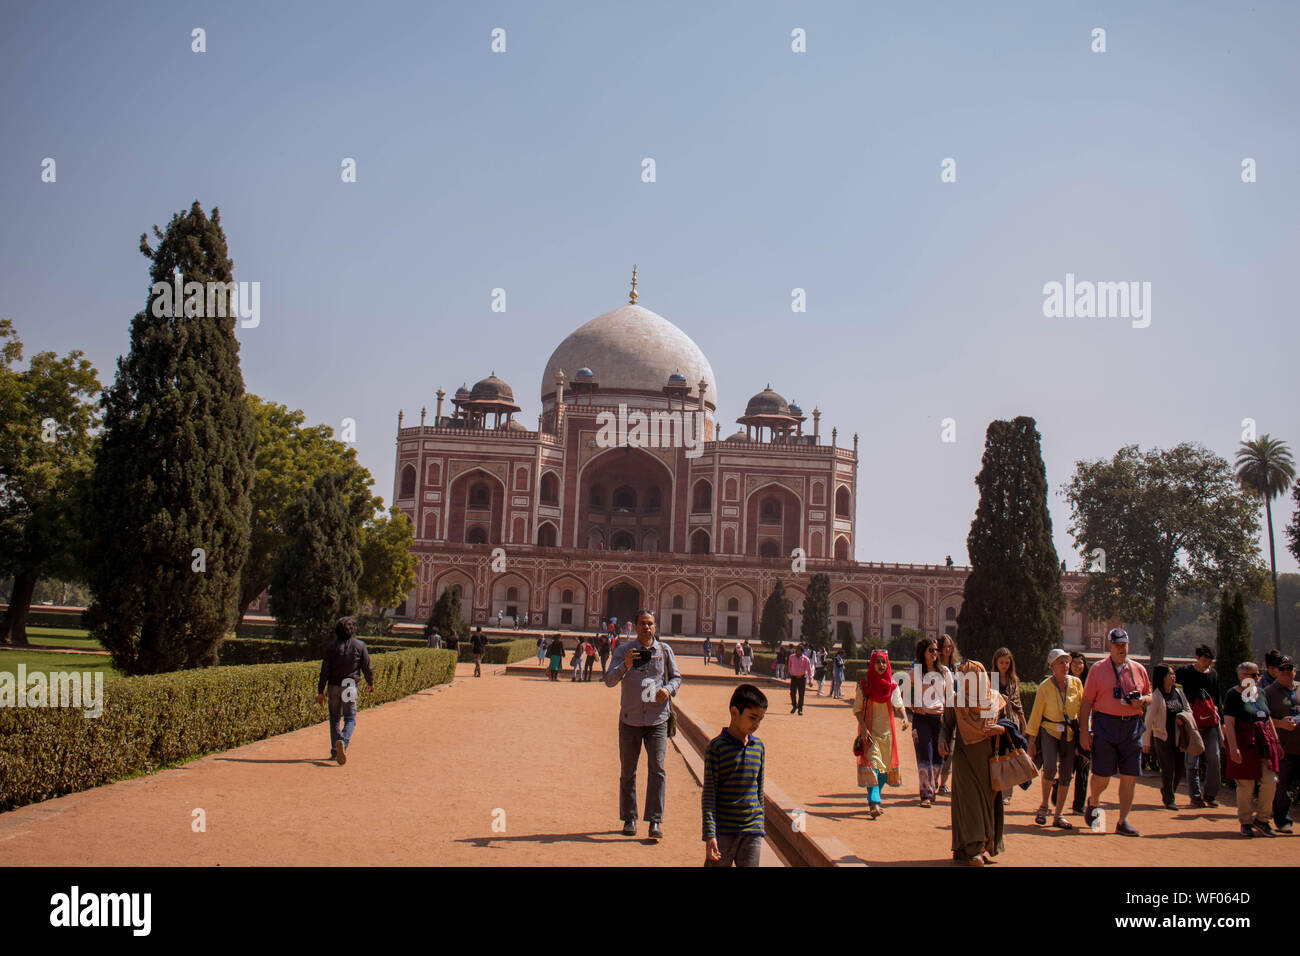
[[20, 626, 103, 650], [0, 650, 121, 678]]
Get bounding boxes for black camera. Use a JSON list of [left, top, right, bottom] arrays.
[[1124, 690, 1142, 704], [632, 646, 654, 668]]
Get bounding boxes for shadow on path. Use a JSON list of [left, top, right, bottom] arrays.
[[455, 829, 646, 848]]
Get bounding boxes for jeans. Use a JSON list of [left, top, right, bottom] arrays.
[[1188, 725, 1222, 802], [1153, 736, 1186, 805], [584, 657, 595, 681], [618, 720, 668, 823], [1274, 753, 1299, 828], [789, 676, 806, 714], [705, 832, 763, 868], [327, 684, 357, 751], [912, 712, 943, 800], [831, 672, 844, 698]]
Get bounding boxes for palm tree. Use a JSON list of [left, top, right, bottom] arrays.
[[1235, 435, 1296, 648]]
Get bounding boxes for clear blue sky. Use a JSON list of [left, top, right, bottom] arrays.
[[3, 0, 1297, 572]]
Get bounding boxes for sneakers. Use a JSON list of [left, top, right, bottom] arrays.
[[1116, 819, 1140, 837], [1084, 804, 1100, 828], [1164, 801, 1178, 810], [333, 740, 346, 765], [621, 820, 637, 836], [1189, 797, 1207, 809], [648, 822, 663, 841], [1277, 823, 1294, 834], [1240, 824, 1255, 837], [1252, 821, 1277, 837], [1205, 799, 1220, 808]]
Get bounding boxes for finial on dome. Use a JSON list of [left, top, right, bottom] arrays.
[[629, 265, 638, 305]]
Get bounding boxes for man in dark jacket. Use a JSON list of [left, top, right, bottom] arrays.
[[1175, 643, 1223, 807], [316, 617, 374, 765], [471, 626, 488, 677]]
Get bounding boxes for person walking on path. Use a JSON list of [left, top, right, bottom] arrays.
[[702, 636, 712, 666], [1027, 648, 1083, 828], [571, 639, 586, 682], [1053, 652, 1092, 814], [741, 640, 754, 675], [598, 633, 611, 676], [315, 617, 374, 765], [853, 650, 909, 818], [547, 635, 564, 682], [775, 644, 788, 680], [813, 648, 827, 696], [717, 639, 727, 675], [605, 609, 682, 841], [703, 683, 768, 867], [733, 640, 742, 675], [936, 634, 962, 796], [426, 629, 441, 649], [908, 636, 947, 808], [1079, 628, 1152, 837], [787, 643, 812, 715], [831, 649, 846, 699], [991, 646, 1027, 807], [471, 627, 488, 678], [583, 638, 597, 682], [536, 635, 547, 667], [1175, 644, 1224, 808], [1263, 657, 1299, 832], [1225, 661, 1283, 837], [1141, 663, 1202, 810], [938, 660, 1007, 866]]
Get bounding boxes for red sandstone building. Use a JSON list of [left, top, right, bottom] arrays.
[[387, 275, 1108, 651]]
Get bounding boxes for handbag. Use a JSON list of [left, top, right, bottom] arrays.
[[665, 699, 677, 738], [989, 733, 1039, 791], [1191, 697, 1219, 729]]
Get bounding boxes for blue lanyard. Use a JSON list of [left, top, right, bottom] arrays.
[[1110, 658, 1130, 693]]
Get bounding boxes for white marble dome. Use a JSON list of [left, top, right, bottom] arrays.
[[541, 304, 718, 408]]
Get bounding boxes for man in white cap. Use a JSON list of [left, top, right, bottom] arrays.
[[1026, 648, 1084, 829], [1079, 627, 1152, 836]]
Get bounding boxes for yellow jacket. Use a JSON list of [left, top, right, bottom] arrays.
[[1026, 675, 1083, 741]]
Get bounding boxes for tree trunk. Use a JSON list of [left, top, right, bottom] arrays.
[[1151, 590, 1166, 667], [1266, 497, 1280, 649], [2, 575, 38, 646]]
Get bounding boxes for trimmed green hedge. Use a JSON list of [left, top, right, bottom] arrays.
[[217, 636, 418, 665], [0, 648, 456, 812], [749, 653, 909, 682], [458, 637, 538, 664]]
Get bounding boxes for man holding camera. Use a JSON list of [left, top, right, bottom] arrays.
[[1078, 627, 1152, 836], [605, 608, 682, 841]]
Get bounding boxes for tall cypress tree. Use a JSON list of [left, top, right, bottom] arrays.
[[759, 579, 792, 651], [84, 203, 255, 674], [800, 572, 834, 653], [269, 471, 370, 649], [956, 417, 1062, 668], [425, 585, 469, 645], [1216, 590, 1252, 685]]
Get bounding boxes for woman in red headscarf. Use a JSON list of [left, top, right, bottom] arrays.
[[854, 650, 910, 818]]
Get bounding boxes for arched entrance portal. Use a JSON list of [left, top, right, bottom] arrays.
[[606, 583, 642, 628]]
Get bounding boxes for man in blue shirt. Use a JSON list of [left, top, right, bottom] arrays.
[[605, 608, 682, 840]]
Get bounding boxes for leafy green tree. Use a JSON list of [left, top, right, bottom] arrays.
[[1216, 590, 1253, 686], [800, 572, 833, 652], [759, 579, 792, 651], [1235, 436, 1295, 650], [0, 320, 101, 645], [888, 627, 926, 663], [957, 417, 1062, 668], [83, 203, 256, 674], [269, 471, 371, 649], [358, 505, 417, 632], [425, 585, 468, 644], [841, 623, 856, 659], [1066, 443, 1266, 666], [241, 394, 375, 624]]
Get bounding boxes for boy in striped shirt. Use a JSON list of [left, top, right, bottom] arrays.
[[703, 684, 768, 867]]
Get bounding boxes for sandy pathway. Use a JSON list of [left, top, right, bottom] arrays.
[[0, 664, 717, 866], [674, 676, 1290, 865]]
